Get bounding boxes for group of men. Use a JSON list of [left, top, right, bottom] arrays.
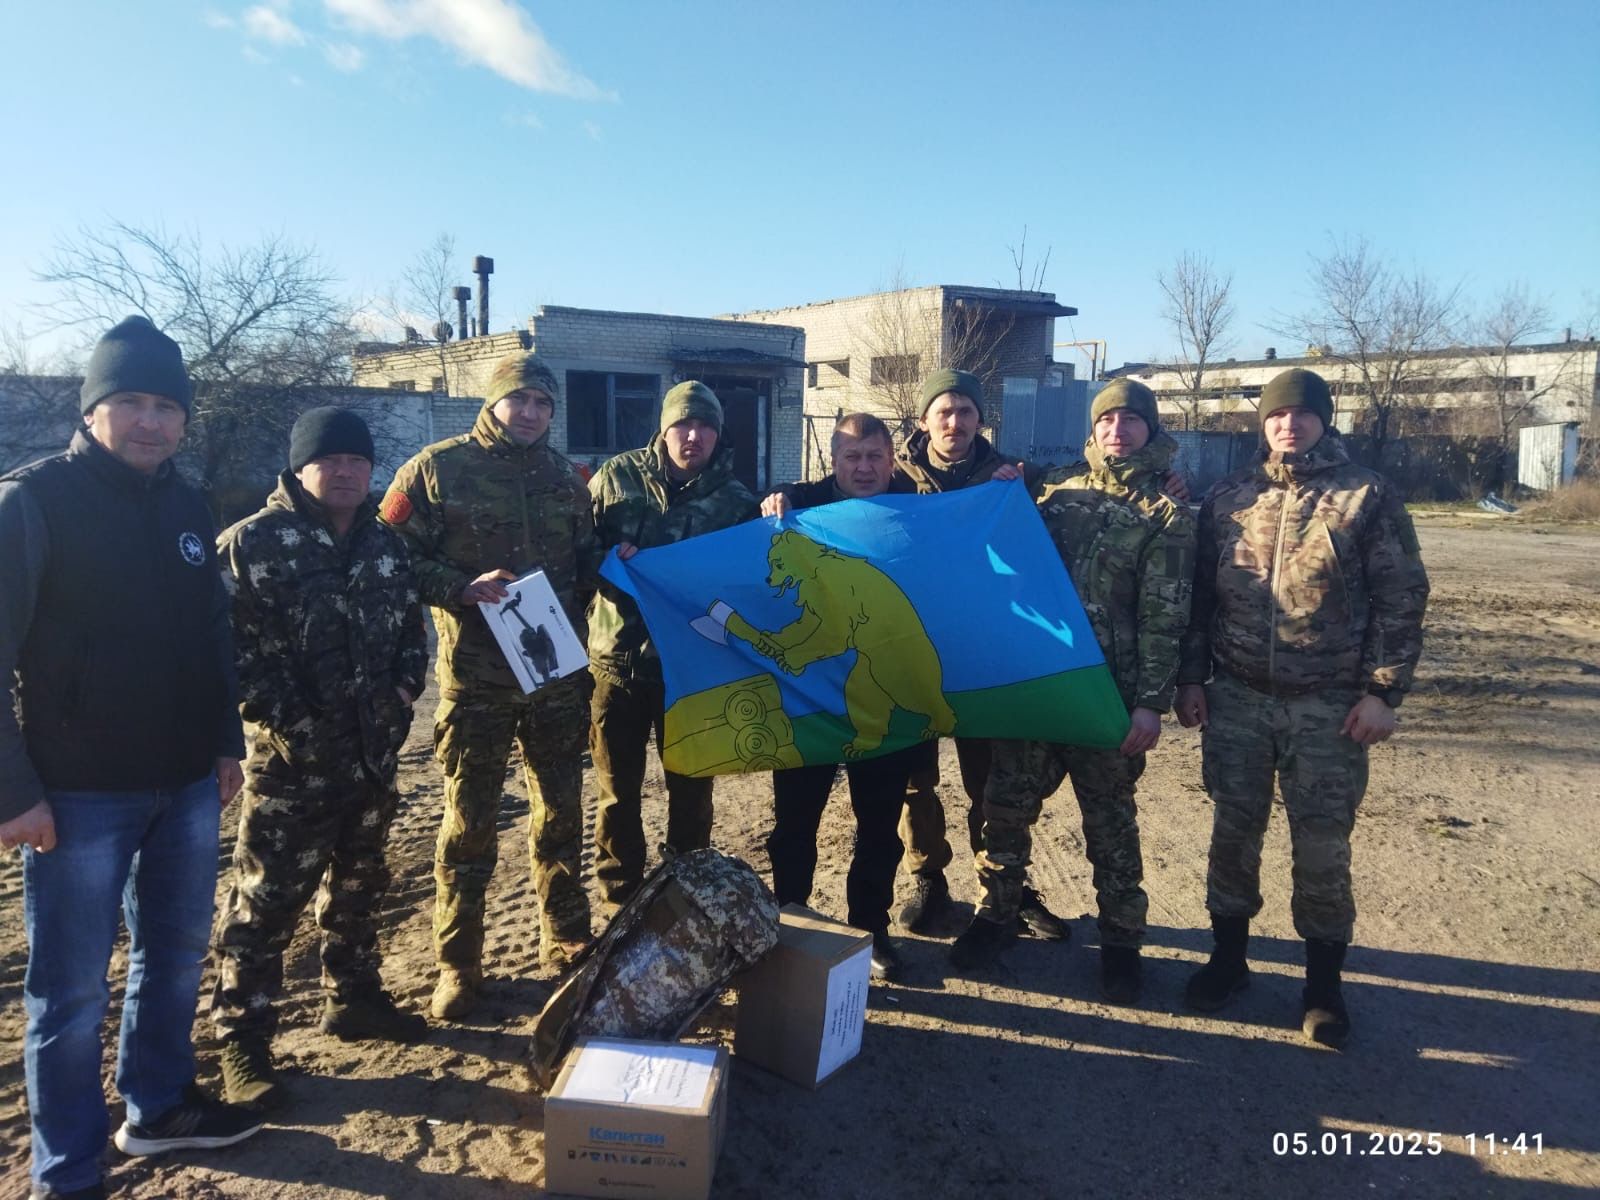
[[0, 316, 1427, 1200]]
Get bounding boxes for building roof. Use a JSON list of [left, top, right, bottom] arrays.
[[669, 346, 807, 368], [727, 284, 1077, 320], [1109, 338, 1599, 378]]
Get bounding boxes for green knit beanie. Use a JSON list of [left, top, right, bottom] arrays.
[[1259, 368, 1333, 429], [659, 380, 723, 435], [919, 368, 984, 420], [484, 352, 559, 407], [1090, 378, 1160, 434]]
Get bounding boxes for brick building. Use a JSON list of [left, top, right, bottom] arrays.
[[727, 285, 1076, 478], [353, 306, 806, 493]]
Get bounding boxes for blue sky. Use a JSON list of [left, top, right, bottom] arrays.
[[4, 0, 1597, 369]]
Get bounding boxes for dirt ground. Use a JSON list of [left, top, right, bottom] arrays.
[[3, 515, 1598, 1199]]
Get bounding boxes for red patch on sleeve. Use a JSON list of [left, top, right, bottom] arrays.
[[381, 491, 414, 524]]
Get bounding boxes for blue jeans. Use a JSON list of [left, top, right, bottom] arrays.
[[23, 774, 221, 1193]]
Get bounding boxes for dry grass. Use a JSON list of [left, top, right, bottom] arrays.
[[1522, 477, 1600, 521]]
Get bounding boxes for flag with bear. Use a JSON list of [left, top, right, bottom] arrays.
[[599, 479, 1130, 777]]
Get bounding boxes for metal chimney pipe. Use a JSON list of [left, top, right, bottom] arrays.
[[452, 287, 471, 341], [472, 256, 494, 337]]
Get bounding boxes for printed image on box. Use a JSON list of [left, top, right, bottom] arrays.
[[478, 569, 588, 694], [544, 1038, 729, 1200], [733, 905, 872, 1089]]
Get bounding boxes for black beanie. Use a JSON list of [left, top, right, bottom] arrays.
[[1259, 368, 1334, 429], [79, 315, 193, 416], [290, 407, 375, 470]]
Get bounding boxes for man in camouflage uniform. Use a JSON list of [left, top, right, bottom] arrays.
[[212, 407, 430, 1110], [950, 380, 1193, 1003], [588, 381, 759, 915], [891, 368, 1069, 943], [1176, 368, 1429, 1049], [382, 353, 601, 1020]]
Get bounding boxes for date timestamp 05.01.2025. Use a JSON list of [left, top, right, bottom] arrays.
[[1272, 1131, 1544, 1157]]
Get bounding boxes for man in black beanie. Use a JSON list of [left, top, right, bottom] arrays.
[[0, 315, 262, 1199], [211, 407, 430, 1110]]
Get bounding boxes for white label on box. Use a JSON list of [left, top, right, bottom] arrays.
[[562, 1041, 717, 1109], [814, 945, 871, 1083]]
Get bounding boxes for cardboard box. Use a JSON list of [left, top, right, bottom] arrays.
[[733, 904, 872, 1088], [544, 1038, 729, 1200]]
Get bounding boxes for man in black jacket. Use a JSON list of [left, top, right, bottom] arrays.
[[760, 412, 921, 979], [0, 316, 263, 1200]]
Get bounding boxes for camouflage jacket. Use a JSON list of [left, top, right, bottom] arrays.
[[1034, 432, 1195, 713], [381, 402, 602, 700], [1178, 432, 1430, 701], [219, 472, 428, 795], [588, 439, 759, 680], [895, 430, 1051, 494]]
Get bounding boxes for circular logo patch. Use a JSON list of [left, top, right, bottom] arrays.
[[178, 531, 207, 566]]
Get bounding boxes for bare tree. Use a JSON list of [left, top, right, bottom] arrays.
[[1157, 252, 1236, 430], [1274, 235, 1463, 454], [1467, 286, 1598, 488], [384, 232, 465, 395], [0, 323, 81, 471], [35, 221, 358, 515], [855, 266, 1017, 436], [1007, 226, 1052, 292]]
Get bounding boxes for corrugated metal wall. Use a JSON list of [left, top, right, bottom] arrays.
[[1517, 423, 1578, 490]]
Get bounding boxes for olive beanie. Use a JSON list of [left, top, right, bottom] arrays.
[[1259, 368, 1334, 429], [485, 352, 560, 406], [1090, 378, 1161, 433], [918, 368, 984, 420], [658, 380, 723, 435]]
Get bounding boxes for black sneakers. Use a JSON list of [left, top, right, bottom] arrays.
[[30, 1184, 107, 1199], [114, 1085, 265, 1156], [898, 872, 952, 934], [1017, 887, 1070, 941]]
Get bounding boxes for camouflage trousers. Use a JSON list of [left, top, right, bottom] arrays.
[[211, 771, 399, 1039], [1201, 672, 1367, 943], [432, 678, 592, 970], [590, 669, 714, 916], [898, 737, 988, 877], [976, 739, 1148, 945]]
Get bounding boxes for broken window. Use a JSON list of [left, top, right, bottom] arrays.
[[388, 379, 416, 392], [567, 371, 660, 453], [810, 359, 850, 389], [870, 354, 919, 386]]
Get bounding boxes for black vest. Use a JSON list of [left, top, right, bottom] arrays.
[[6, 432, 229, 791]]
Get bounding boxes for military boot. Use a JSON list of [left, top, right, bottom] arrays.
[[1301, 939, 1351, 1050], [1100, 945, 1143, 1005], [949, 915, 1017, 972], [218, 1035, 284, 1110], [430, 966, 483, 1021], [1017, 886, 1070, 941], [898, 871, 952, 934], [1184, 915, 1251, 1012], [322, 986, 429, 1044]]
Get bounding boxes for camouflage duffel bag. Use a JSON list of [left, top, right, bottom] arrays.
[[527, 848, 779, 1089]]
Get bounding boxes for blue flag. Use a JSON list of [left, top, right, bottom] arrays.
[[600, 480, 1129, 777]]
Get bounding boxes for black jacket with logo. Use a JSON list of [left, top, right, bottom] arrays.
[[0, 430, 243, 813]]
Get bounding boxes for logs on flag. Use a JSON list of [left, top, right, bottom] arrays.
[[599, 480, 1130, 777]]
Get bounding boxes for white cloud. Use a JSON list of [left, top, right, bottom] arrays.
[[503, 110, 544, 130], [323, 42, 365, 71], [322, 0, 615, 100], [242, 44, 271, 64], [202, 9, 236, 29], [582, 119, 602, 142], [244, 3, 308, 45]]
